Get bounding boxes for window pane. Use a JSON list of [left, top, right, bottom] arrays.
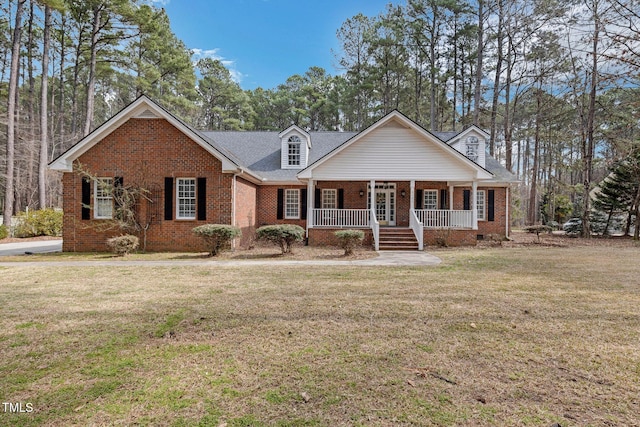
[[288, 143, 300, 166], [177, 178, 196, 219], [477, 190, 485, 220], [423, 190, 438, 210], [322, 189, 337, 209], [285, 189, 300, 218], [95, 178, 113, 218]]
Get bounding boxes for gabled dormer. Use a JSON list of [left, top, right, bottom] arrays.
[[448, 126, 488, 168], [279, 125, 311, 169]]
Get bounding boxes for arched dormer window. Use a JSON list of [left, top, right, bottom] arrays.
[[465, 136, 479, 162], [287, 136, 301, 167]]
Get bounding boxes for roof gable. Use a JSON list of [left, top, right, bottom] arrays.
[[49, 95, 241, 173], [298, 111, 493, 181]]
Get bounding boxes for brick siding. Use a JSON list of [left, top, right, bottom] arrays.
[[63, 118, 233, 252]]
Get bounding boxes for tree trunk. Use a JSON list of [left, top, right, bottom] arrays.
[[528, 87, 542, 225], [84, 4, 102, 137], [473, 0, 484, 125], [581, 3, 600, 239], [4, 0, 27, 227], [39, 5, 51, 208], [489, 0, 504, 157], [504, 33, 514, 172]]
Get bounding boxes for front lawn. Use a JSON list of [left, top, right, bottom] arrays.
[[0, 244, 638, 426]]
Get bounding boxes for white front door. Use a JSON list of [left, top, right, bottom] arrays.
[[370, 184, 396, 226]]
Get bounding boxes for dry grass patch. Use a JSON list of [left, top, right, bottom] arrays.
[[0, 244, 639, 426]]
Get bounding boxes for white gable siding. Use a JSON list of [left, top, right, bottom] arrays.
[[312, 127, 483, 181], [450, 131, 486, 168]]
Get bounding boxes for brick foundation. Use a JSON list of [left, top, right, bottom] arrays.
[[308, 228, 373, 247]]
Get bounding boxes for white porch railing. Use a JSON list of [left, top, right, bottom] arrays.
[[370, 207, 379, 251], [312, 209, 370, 227], [415, 209, 473, 229], [409, 209, 424, 250]]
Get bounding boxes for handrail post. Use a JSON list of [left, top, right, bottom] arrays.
[[410, 208, 424, 250], [370, 207, 379, 251]]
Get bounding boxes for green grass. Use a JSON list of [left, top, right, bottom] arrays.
[[0, 244, 639, 425]]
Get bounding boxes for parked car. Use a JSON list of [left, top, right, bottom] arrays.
[[563, 218, 582, 233]]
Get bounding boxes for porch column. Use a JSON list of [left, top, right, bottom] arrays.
[[448, 185, 454, 210], [472, 180, 478, 230], [306, 179, 314, 236], [410, 180, 415, 210], [369, 180, 376, 211]]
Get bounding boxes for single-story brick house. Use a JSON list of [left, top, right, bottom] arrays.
[[50, 95, 517, 252]]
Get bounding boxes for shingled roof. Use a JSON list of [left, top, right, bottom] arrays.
[[200, 129, 517, 184]]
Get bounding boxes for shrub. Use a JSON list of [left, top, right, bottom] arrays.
[[13, 208, 63, 238], [256, 224, 305, 254], [0, 224, 8, 240], [106, 234, 139, 256], [335, 229, 365, 255], [192, 224, 241, 256]]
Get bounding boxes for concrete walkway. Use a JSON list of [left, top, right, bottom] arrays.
[[0, 250, 441, 267], [0, 239, 63, 256]]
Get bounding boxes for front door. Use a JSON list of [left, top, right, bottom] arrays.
[[370, 184, 396, 226]]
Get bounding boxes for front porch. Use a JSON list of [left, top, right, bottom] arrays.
[[305, 180, 481, 250]]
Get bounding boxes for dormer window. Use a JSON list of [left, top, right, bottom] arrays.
[[280, 125, 310, 169], [287, 136, 301, 167], [465, 136, 479, 162]]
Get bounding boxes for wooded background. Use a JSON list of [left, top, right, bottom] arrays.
[[1, 0, 640, 236]]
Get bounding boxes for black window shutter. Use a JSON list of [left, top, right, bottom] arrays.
[[300, 189, 307, 219], [81, 178, 91, 220], [277, 189, 284, 220], [164, 177, 174, 221], [488, 189, 495, 222], [114, 177, 123, 215], [338, 189, 344, 209], [463, 189, 471, 210], [440, 189, 447, 210], [197, 177, 207, 221], [314, 188, 321, 208], [415, 189, 423, 209]]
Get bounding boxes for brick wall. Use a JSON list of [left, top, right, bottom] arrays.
[[256, 185, 307, 229], [308, 228, 373, 247], [63, 118, 233, 252], [235, 177, 257, 247]]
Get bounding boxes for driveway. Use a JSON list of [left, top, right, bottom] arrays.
[[0, 239, 63, 256]]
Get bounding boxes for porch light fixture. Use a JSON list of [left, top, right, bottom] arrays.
[[401, 190, 406, 198], [359, 189, 365, 197]]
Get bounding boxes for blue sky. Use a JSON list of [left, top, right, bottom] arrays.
[[160, 0, 400, 90]]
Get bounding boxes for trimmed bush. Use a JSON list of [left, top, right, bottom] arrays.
[[256, 224, 305, 254], [13, 208, 63, 238], [106, 234, 139, 256], [192, 224, 241, 256], [335, 229, 365, 256], [0, 224, 8, 240]]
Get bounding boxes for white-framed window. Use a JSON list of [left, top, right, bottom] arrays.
[[423, 190, 438, 210], [477, 190, 486, 221], [94, 178, 113, 219], [288, 136, 301, 166], [322, 189, 337, 209], [466, 136, 479, 162], [285, 189, 300, 219], [176, 178, 196, 220]]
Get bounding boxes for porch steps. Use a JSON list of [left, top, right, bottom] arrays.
[[378, 227, 419, 251]]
